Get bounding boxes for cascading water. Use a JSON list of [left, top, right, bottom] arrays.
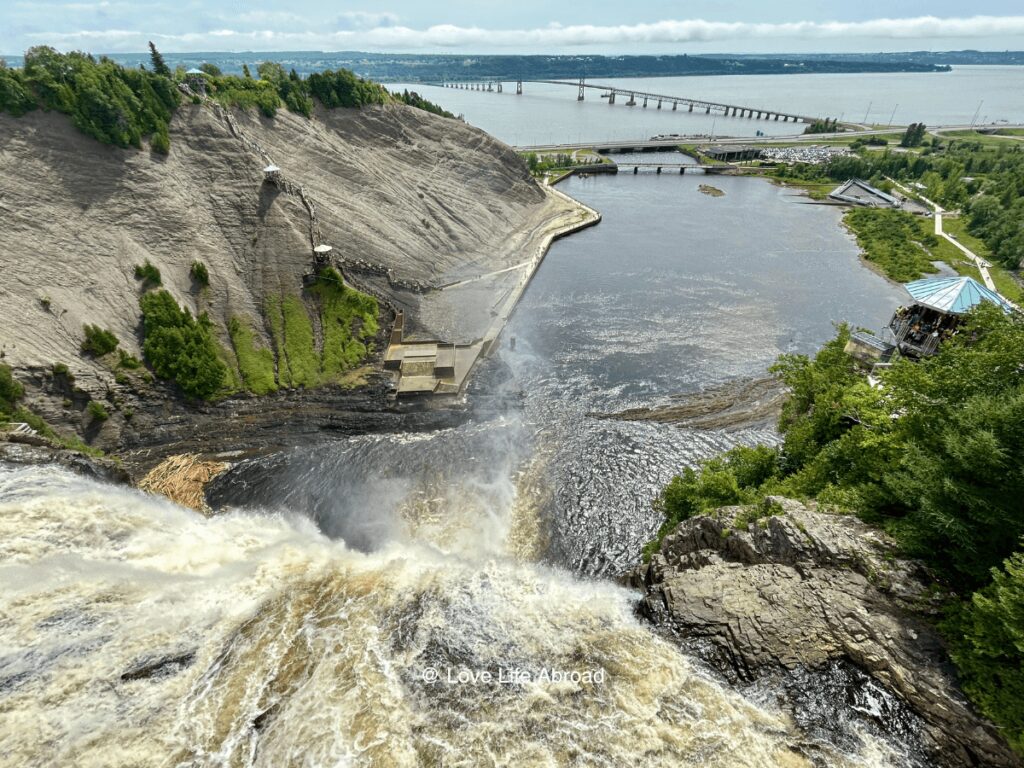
[[0, 464, 911, 767], [1, 172, 921, 766]]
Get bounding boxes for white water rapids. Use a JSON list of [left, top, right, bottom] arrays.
[[0, 462, 914, 767]]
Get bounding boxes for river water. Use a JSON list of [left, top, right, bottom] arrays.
[[2, 150, 917, 762], [390, 65, 1024, 145]]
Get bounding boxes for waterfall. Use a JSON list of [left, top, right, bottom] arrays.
[[0, 463, 904, 767]]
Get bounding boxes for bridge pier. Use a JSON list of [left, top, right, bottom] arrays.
[[706, 106, 711, 114], [656, 167, 662, 174], [633, 166, 638, 174], [642, 96, 648, 108], [673, 102, 677, 111], [657, 99, 662, 109], [679, 167, 685, 174], [626, 93, 637, 106], [687, 103, 692, 112], [497, 82, 502, 93], [757, 111, 762, 119], [578, 78, 585, 101], [487, 82, 493, 92], [774, 114, 780, 120], [608, 91, 615, 104], [516, 80, 522, 95]]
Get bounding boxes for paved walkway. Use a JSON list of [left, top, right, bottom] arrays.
[[886, 178, 1020, 310]]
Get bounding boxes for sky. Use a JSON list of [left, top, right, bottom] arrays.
[[3, 1, 1024, 56]]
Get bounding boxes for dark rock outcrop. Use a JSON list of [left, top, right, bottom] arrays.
[[0, 434, 130, 484], [629, 497, 1020, 768]]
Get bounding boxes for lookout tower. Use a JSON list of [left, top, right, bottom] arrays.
[[263, 164, 281, 185], [313, 244, 333, 268], [185, 68, 207, 95]]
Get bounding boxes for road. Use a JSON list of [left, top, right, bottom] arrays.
[[514, 124, 1024, 153]]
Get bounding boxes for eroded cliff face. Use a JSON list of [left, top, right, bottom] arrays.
[[630, 498, 1022, 768], [0, 101, 568, 383]]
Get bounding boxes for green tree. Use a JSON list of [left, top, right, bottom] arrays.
[[190, 260, 209, 286], [900, 122, 928, 148], [948, 549, 1024, 753], [256, 61, 287, 85], [139, 290, 228, 400], [148, 41, 171, 77], [151, 126, 170, 154], [0, 364, 25, 418], [881, 305, 1024, 583]]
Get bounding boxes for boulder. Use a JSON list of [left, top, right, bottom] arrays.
[[630, 497, 1020, 768]]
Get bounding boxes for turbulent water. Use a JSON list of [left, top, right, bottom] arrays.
[[0, 464, 915, 767], [1, 172, 918, 765]]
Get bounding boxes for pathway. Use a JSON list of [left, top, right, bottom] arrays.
[[886, 178, 1019, 309]]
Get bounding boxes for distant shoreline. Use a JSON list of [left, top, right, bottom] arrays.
[[8, 50, 1011, 81]]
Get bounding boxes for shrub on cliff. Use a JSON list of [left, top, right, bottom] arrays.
[[190, 260, 209, 287], [134, 261, 162, 288], [643, 444, 780, 560], [0, 66, 37, 116], [654, 306, 1024, 587], [81, 324, 119, 357], [139, 290, 227, 400], [0, 364, 25, 418], [86, 400, 109, 422], [394, 89, 455, 118], [948, 551, 1024, 753]]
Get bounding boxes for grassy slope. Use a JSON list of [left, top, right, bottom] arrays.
[[252, 274, 379, 391], [843, 208, 939, 282]]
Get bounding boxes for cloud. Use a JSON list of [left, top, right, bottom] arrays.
[[25, 15, 1024, 53], [336, 11, 400, 31]]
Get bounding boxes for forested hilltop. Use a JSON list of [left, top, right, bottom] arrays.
[[0, 45, 453, 152]]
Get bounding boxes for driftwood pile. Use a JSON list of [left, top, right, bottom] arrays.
[[139, 453, 229, 514]]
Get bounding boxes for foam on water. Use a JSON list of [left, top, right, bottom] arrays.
[[0, 464, 905, 767]]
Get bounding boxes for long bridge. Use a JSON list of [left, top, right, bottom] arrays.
[[435, 79, 827, 125]]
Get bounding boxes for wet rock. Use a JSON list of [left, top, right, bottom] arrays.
[[631, 497, 1021, 768], [120, 651, 196, 682], [0, 436, 130, 485]]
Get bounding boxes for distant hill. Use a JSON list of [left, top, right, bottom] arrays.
[[2, 50, 981, 81]]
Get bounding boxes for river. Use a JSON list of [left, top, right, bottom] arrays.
[[0, 160, 927, 764], [389, 65, 1024, 145]]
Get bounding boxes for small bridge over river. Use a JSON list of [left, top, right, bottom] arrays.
[[435, 79, 829, 125]]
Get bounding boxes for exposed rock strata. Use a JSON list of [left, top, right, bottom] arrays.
[[0, 434, 130, 484], [629, 497, 1021, 768], [0, 101, 576, 376]]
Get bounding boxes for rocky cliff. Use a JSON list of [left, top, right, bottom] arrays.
[[0, 101, 574, 385], [630, 498, 1021, 768]]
